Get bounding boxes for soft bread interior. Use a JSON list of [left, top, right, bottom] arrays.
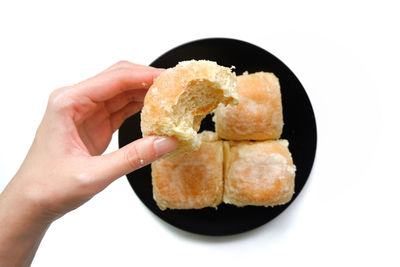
[[168, 65, 237, 154], [198, 130, 219, 142], [171, 80, 226, 141]]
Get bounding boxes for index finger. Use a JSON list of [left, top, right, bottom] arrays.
[[72, 62, 164, 102]]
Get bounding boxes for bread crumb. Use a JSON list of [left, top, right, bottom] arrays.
[[142, 82, 147, 87], [242, 71, 249, 75]]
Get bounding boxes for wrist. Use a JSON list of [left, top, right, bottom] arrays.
[[0, 183, 52, 266], [0, 177, 55, 228]]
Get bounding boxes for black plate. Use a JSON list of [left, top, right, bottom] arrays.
[[118, 38, 317, 236]]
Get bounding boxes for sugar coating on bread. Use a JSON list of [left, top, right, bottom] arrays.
[[152, 132, 223, 210], [223, 140, 296, 207], [214, 72, 283, 140], [141, 60, 238, 155]]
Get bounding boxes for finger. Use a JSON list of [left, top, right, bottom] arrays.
[[104, 89, 147, 114], [93, 136, 178, 183], [110, 101, 143, 132], [73, 64, 163, 102], [101, 60, 157, 74]]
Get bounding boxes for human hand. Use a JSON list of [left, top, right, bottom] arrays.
[[2, 61, 178, 221]]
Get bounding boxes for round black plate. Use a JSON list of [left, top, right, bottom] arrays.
[[118, 38, 317, 236]]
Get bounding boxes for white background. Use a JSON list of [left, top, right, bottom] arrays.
[[1, 1, 399, 266]]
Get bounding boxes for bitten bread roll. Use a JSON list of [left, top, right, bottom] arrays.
[[214, 72, 283, 140], [152, 131, 223, 210], [223, 140, 296, 207], [141, 60, 238, 155]]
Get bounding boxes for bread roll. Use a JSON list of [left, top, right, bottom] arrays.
[[223, 140, 296, 207], [152, 131, 223, 210], [214, 72, 283, 140], [141, 60, 238, 155]]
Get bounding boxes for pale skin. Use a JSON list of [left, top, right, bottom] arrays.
[[0, 61, 178, 267]]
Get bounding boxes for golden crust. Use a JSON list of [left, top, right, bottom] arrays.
[[223, 140, 296, 207], [152, 139, 223, 210], [141, 60, 238, 156], [214, 72, 283, 140]]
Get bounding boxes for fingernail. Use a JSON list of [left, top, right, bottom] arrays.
[[153, 136, 178, 158]]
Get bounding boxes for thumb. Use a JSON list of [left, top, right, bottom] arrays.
[[94, 136, 178, 183]]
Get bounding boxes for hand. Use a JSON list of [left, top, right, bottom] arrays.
[[1, 60, 178, 220], [0, 61, 178, 266]]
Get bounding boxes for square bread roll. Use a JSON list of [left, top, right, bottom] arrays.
[[223, 140, 296, 207], [152, 132, 223, 210], [214, 72, 283, 140]]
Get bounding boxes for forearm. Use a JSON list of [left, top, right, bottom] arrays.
[[0, 180, 52, 267]]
